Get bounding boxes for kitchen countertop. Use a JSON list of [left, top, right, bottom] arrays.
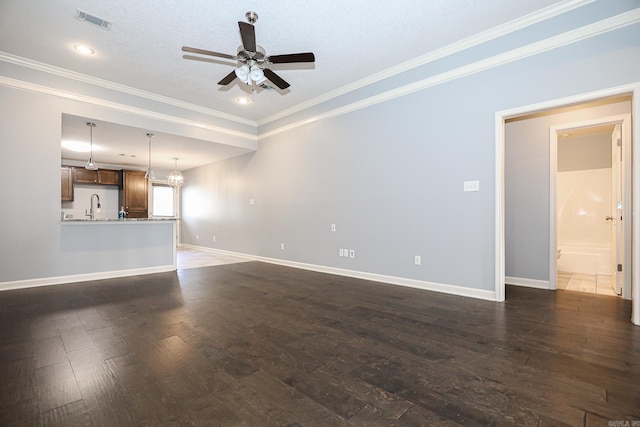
[[61, 218, 177, 224]]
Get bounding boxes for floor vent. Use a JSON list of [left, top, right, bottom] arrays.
[[76, 9, 112, 30]]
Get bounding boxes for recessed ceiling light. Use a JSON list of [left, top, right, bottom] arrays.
[[73, 44, 95, 55], [235, 96, 251, 105]]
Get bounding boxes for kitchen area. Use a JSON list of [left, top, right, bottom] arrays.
[[61, 166, 150, 221], [56, 115, 186, 284], [49, 113, 253, 287]]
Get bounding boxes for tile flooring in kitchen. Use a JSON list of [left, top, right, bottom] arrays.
[[557, 271, 619, 296], [176, 246, 250, 270]]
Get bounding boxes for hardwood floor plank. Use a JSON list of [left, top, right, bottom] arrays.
[[0, 399, 40, 427], [60, 325, 93, 352], [0, 359, 37, 408], [32, 335, 67, 369], [39, 399, 93, 427], [34, 360, 83, 412], [0, 262, 638, 426]]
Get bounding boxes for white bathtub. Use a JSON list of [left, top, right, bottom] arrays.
[[557, 244, 612, 275]]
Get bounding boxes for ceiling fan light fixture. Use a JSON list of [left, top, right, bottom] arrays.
[[235, 64, 250, 83], [181, 10, 315, 91], [249, 65, 264, 82]]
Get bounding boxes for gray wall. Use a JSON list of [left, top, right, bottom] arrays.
[[182, 19, 640, 292], [505, 101, 630, 282], [558, 132, 612, 172]]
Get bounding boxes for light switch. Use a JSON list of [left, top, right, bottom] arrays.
[[463, 180, 480, 192]]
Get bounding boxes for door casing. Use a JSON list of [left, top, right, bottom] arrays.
[[495, 82, 640, 325]]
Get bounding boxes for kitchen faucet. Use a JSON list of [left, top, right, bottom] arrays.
[[86, 193, 101, 220]]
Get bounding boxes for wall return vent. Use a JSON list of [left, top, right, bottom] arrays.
[[76, 9, 112, 30]]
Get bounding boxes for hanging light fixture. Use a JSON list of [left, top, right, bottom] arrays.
[[167, 157, 184, 188], [145, 133, 155, 179], [85, 122, 98, 170]]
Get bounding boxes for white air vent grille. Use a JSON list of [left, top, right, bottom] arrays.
[[76, 9, 112, 30]]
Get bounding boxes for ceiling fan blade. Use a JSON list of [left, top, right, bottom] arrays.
[[263, 68, 290, 90], [182, 46, 235, 61], [268, 52, 315, 64], [238, 22, 256, 52], [218, 70, 237, 86]]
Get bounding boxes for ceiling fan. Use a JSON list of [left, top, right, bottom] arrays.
[[181, 11, 315, 90]]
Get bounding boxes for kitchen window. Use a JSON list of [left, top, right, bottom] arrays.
[[150, 183, 176, 217]]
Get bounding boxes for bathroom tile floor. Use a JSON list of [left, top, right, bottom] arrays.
[[557, 271, 619, 296]]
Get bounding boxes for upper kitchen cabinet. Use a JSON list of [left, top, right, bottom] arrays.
[[61, 166, 73, 201], [73, 168, 121, 186], [121, 170, 148, 218]]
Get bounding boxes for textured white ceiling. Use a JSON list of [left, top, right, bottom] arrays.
[[0, 0, 567, 170]]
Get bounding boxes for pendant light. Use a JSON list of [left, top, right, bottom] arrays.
[[167, 157, 184, 188], [85, 122, 98, 170], [144, 133, 155, 179]]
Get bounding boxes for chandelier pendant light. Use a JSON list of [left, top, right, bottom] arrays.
[[167, 157, 184, 188], [85, 122, 98, 170], [145, 133, 155, 179]]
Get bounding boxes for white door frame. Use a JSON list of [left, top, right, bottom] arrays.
[[549, 114, 631, 296], [494, 82, 640, 326]]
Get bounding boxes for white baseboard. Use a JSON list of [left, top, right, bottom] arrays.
[[0, 265, 175, 292], [505, 276, 550, 290], [181, 244, 497, 301]]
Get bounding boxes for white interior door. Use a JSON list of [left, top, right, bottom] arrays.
[[611, 124, 623, 294]]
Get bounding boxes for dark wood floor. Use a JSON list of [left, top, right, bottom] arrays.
[[1, 262, 639, 426]]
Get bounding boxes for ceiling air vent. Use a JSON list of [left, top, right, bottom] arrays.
[[76, 9, 112, 30]]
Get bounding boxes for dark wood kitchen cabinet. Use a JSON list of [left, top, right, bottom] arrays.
[[121, 170, 148, 218], [73, 168, 122, 185], [61, 166, 73, 201]]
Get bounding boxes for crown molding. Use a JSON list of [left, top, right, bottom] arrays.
[[259, 8, 640, 140], [0, 51, 257, 128], [0, 75, 258, 147], [257, 0, 596, 126]]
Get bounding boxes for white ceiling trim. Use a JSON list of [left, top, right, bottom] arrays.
[[0, 51, 257, 128], [258, 8, 640, 140], [0, 75, 258, 148], [257, 0, 596, 127]]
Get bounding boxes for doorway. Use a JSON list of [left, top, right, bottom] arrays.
[[552, 119, 629, 297], [495, 83, 640, 325]]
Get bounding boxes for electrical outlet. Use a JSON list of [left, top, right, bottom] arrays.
[[196, 234, 199, 240], [331, 224, 336, 232], [349, 250, 355, 259], [249, 198, 255, 205], [339, 249, 344, 257], [414, 255, 421, 266], [213, 236, 216, 242], [280, 243, 285, 250]]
